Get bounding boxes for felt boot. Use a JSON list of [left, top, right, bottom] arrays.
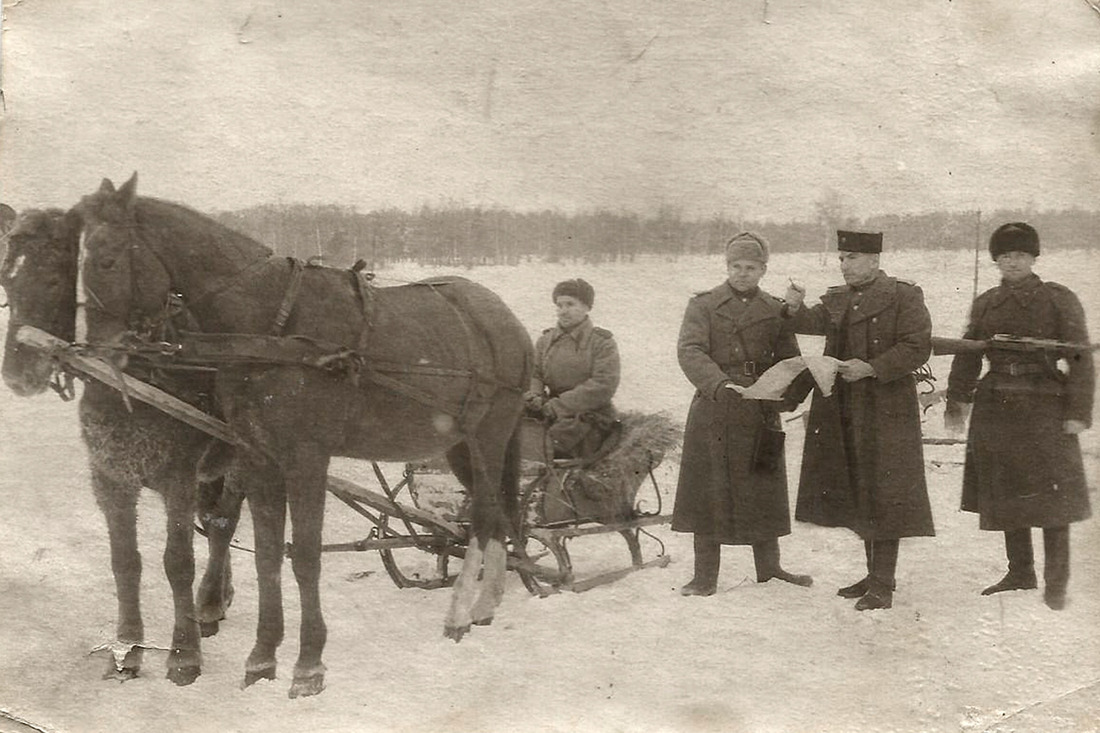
[[1043, 525, 1069, 611], [680, 535, 720, 597], [982, 529, 1037, 596], [753, 538, 812, 587], [854, 539, 897, 611]]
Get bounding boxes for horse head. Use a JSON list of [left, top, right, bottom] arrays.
[[1, 207, 82, 395], [78, 173, 274, 345], [77, 173, 176, 346]]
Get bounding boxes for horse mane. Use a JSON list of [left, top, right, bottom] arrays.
[[134, 197, 273, 267], [1, 208, 78, 281]]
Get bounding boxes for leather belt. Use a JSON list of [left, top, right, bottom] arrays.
[[723, 361, 758, 377], [989, 362, 1049, 377]]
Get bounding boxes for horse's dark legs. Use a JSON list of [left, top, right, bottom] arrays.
[[285, 449, 330, 699], [91, 470, 144, 680], [162, 481, 202, 685], [242, 465, 286, 688], [195, 478, 241, 637]]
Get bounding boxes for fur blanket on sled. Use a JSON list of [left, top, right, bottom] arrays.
[[410, 411, 683, 526]]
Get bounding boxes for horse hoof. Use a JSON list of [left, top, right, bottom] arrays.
[[288, 674, 325, 699], [242, 666, 277, 689], [103, 666, 139, 682], [472, 617, 493, 627], [444, 624, 470, 642], [200, 620, 220, 638], [167, 665, 201, 686]]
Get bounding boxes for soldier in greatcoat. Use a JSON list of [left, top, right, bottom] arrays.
[[783, 230, 934, 611], [671, 232, 813, 597], [945, 222, 1093, 610], [525, 278, 621, 459]]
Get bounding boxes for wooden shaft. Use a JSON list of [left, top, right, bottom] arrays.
[[15, 325, 243, 445]]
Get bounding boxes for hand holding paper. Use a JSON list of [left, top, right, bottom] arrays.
[[727, 355, 843, 400]]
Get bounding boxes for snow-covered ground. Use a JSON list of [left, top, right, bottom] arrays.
[[1, 250, 1098, 733]]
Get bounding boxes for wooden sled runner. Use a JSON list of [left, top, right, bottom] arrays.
[[18, 325, 677, 597]]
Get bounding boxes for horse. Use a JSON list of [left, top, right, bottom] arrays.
[[0, 207, 241, 685], [76, 173, 533, 698]]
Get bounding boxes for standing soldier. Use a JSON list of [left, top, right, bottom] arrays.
[[944, 222, 1093, 610], [672, 232, 812, 597], [784, 230, 934, 611]]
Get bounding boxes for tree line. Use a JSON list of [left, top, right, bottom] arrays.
[[212, 204, 1100, 268]]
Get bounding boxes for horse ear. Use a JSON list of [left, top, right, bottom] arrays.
[[98, 178, 116, 195], [117, 172, 138, 208]]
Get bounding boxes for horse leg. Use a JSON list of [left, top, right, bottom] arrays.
[[444, 534, 484, 641], [241, 463, 286, 688], [195, 477, 242, 637], [91, 470, 144, 680], [446, 409, 520, 638], [162, 478, 202, 685], [284, 448, 330, 699], [442, 442, 480, 639], [468, 428, 521, 625]]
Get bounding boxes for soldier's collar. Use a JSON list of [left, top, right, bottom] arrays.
[[553, 316, 592, 341], [727, 283, 761, 300], [1002, 273, 1041, 291]]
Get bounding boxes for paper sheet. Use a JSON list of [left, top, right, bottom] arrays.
[[728, 355, 843, 400]]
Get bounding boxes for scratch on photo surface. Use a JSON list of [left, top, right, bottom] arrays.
[[237, 9, 254, 44], [628, 34, 658, 64], [0, 708, 51, 733], [981, 677, 1100, 732], [1084, 0, 1100, 19], [89, 640, 173, 669]]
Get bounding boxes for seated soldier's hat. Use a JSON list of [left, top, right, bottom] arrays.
[[837, 230, 883, 253], [989, 222, 1039, 260], [552, 278, 595, 308]]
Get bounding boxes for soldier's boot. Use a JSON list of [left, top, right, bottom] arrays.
[[855, 539, 898, 611], [837, 540, 874, 598], [1042, 525, 1069, 611], [753, 538, 813, 587], [680, 535, 720, 597], [982, 528, 1037, 596]]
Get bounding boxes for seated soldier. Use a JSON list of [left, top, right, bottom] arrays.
[[524, 278, 621, 459]]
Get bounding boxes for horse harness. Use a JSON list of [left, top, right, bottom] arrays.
[[124, 256, 512, 423]]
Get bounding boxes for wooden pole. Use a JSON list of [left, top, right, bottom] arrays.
[[15, 326, 243, 445], [971, 209, 981, 302]]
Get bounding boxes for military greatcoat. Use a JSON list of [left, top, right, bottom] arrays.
[[788, 270, 935, 540], [947, 274, 1093, 530], [671, 283, 801, 545], [530, 317, 620, 455]]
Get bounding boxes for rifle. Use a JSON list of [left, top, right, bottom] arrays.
[[931, 334, 1099, 356]]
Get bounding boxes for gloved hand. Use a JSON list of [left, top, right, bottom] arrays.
[[778, 395, 804, 413], [944, 400, 970, 435], [1063, 419, 1087, 435], [541, 400, 558, 422], [784, 279, 806, 311], [523, 391, 545, 416], [715, 380, 738, 401]]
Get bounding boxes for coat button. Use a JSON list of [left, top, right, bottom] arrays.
[[871, 317, 878, 323]]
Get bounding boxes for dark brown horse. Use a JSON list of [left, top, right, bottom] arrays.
[[76, 174, 533, 698], [0, 208, 240, 685]]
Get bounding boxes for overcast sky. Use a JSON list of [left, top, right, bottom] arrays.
[[2, 0, 1098, 221]]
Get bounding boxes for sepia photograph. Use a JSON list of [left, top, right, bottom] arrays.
[[1, 2, 1098, 731]]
